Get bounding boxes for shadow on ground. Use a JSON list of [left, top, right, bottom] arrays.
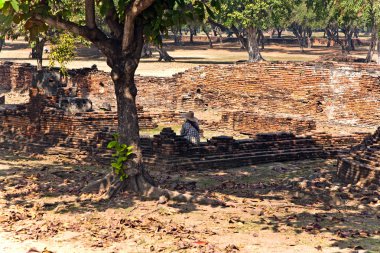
[[0, 150, 379, 252]]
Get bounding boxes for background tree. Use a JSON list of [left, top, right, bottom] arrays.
[[290, 0, 320, 52], [362, 0, 380, 63], [0, 0, 220, 200], [268, 0, 292, 38], [316, 0, 365, 53], [220, 0, 291, 62]]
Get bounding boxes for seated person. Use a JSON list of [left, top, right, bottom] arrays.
[[180, 111, 200, 145]]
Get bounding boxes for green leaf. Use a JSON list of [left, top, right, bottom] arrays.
[[107, 140, 117, 149], [117, 156, 127, 163], [111, 162, 122, 169], [10, 0, 19, 12], [0, 0, 5, 9]]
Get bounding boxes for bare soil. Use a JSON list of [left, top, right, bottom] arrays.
[[0, 149, 379, 253], [0, 38, 376, 77]]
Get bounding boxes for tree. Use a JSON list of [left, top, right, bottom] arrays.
[[316, 0, 365, 53], [290, 0, 320, 52], [363, 0, 380, 63], [219, 0, 291, 62], [268, 0, 293, 38], [0, 0, 221, 201]]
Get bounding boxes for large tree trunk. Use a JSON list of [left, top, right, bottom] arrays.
[[247, 26, 263, 62], [366, 24, 377, 63]]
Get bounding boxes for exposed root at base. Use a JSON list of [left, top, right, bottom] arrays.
[[82, 173, 225, 206]]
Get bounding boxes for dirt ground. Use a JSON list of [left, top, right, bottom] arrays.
[[0, 37, 376, 77], [0, 149, 379, 253]]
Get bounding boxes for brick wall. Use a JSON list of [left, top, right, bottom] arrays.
[[173, 62, 380, 127], [215, 111, 316, 136], [1, 61, 380, 131]]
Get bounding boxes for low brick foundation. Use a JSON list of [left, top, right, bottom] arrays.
[[337, 127, 380, 185]]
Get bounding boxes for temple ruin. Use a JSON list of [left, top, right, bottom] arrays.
[[0, 61, 379, 182]]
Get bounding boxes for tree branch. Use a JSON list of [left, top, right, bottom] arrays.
[[105, 0, 123, 39], [131, 0, 155, 16], [32, 14, 118, 58], [85, 0, 96, 29], [122, 0, 155, 52], [34, 14, 90, 38]]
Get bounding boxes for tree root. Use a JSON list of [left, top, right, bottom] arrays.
[[82, 172, 225, 206]]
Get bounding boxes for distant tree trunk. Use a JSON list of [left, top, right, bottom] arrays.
[[0, 36, 4, 52], [231, 25, 247, 49], [354, 28, 359, 38], [141, 43, 153, 58], [189, 25, 196, 44], [325, 23, 344, 50], [366, 24, 377, 63], [173, 27, 182, 45], [270, 29, 275, 38], [156, 46, 174, 62], [32, 37, 46, 71], [342, 26, 355, 52], [325, 28, 332, 47], [306, 28, 312, 48], [213, 26, 223, 44], [258, 29, 265, 50], [291, 23, 305, 52], [202, 26, 213, 48], [247, 26, 263, 62], [277, 28, 283, 38]]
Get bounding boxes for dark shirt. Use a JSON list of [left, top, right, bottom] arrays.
[[180, 120, 200, 145]]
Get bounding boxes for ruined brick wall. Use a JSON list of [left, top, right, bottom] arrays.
[[0, 108, 156, 157], [0, 62, 34, 92], [214, 112, 316, 136], [174, 62, 380, 127], [1, 61, 380, 130]]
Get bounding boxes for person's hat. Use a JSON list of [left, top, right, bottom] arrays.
[[182, 111, 198, 122]]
